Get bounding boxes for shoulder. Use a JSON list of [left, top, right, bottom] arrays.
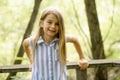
[[23, 36, 35, 47], [23, 37, 30, 48], [65, 34, 79, 43]]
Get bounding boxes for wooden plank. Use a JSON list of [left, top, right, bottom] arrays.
[[0, 64, 29, 73], [88, 59, 120, 67], [67, 59, 120, 69], [67, 62, 78, 69], [0, 59, 120, 73]]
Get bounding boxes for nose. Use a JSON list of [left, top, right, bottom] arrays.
[[51, 24, 55, 28]]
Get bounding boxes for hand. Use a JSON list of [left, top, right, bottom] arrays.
[[78, 59, 89, 70], [29, 64, 32, 71]]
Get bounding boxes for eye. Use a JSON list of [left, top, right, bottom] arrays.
[[56, 23, 59, 26], [47, 21, 52, 24]]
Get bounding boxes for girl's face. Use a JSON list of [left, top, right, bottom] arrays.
[[41, 14, 59, 39]]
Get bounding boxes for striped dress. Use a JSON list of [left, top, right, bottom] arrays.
[[29, 37, 66, 80]]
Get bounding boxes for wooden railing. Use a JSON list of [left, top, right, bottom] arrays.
[[0, 59, 120, 80]]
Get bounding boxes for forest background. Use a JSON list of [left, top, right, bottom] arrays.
[[0, 0, 120, 80]]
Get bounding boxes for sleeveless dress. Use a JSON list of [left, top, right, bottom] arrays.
[[29, 37, 66, 80]]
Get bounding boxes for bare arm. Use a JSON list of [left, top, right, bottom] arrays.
[[66, 35, 84, 59], [22, 37, 33, 64], [66, 35, 88, 70]]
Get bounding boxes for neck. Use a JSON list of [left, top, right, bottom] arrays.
[[42, 35, 55, 44]]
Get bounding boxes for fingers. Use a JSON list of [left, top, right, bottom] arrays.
[[78, 59, 89, 70], [79, 63, 88, 70]]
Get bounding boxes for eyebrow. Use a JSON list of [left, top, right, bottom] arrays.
[[47, 19, 58, 23]]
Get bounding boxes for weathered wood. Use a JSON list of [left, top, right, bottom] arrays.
[[0, 64, 29, 73], [67, 59, 120, 69], [88, 59, 120, 67], [84, 0, 107, 80], [67, 59, 120, 80], [0, 59, 120, 80], [1, 59, 120, 73]]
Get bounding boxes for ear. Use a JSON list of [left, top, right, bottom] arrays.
[[39, 20, 44, 28]]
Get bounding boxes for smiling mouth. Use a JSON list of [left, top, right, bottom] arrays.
[[49, 29, 56, 32]]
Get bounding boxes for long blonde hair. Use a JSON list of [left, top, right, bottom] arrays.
[[33, 7, 66, 65]]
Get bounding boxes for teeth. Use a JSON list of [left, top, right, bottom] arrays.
[[49, 29, 55, 32]]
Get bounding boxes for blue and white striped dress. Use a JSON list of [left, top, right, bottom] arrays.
[[29, 37, 66, 80]]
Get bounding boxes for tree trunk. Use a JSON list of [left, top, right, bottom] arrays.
[[6, 0, 42, 79], [84, 0, 108, 80]]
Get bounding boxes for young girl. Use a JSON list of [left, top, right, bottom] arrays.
[[23, 7, 88, 80]]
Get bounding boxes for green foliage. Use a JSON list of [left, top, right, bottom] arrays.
[[0, 0, 120, 80], [10, 76, 25, 80]]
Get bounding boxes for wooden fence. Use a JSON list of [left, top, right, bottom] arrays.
[[0, 59, 120, 80]]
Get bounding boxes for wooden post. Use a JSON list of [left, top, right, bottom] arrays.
[[76, 67, 87, 80]]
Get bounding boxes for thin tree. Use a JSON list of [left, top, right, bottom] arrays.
[[84, 0, 108, 80], [6, 0, 42, 79]]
